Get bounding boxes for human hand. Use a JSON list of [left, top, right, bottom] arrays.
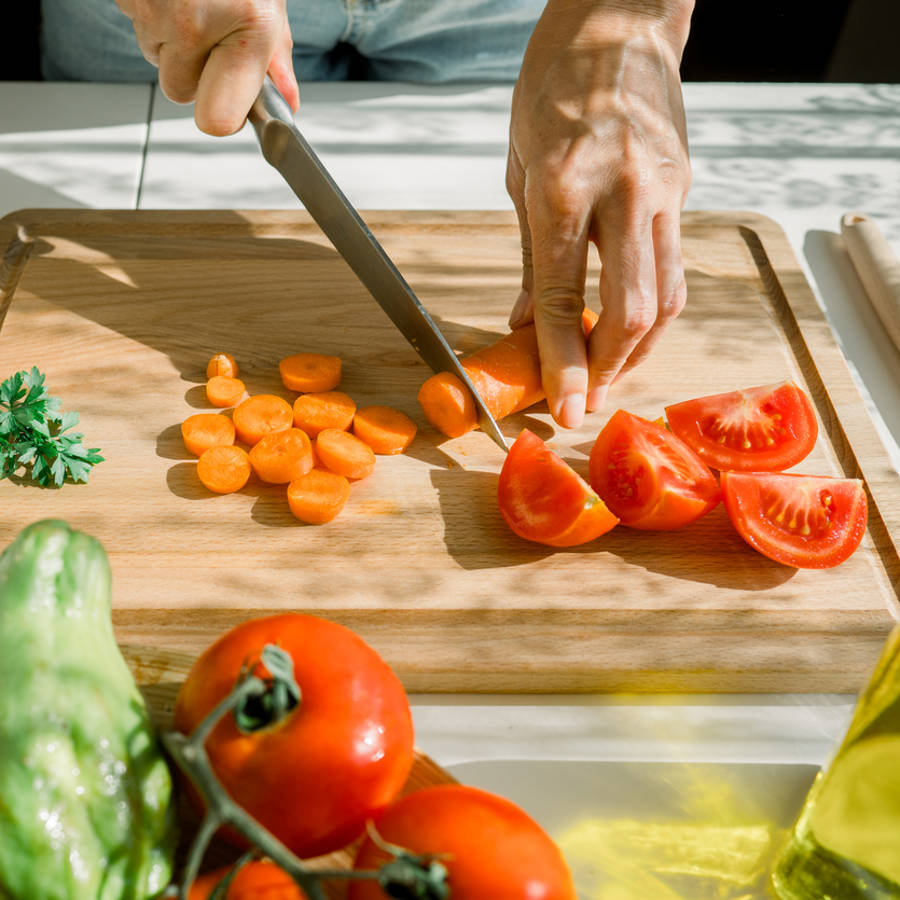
[[506, 0, 694, 428], [115, 0, 299, 135]]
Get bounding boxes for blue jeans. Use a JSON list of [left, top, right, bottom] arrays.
[[40, 0, 544, 83]]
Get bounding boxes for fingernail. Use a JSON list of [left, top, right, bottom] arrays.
[[508, 289, 531, 329], [586, 386, 607, 412], [558, 393, 585, 429]]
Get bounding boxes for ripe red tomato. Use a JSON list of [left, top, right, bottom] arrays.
[[348, 784, 577, 900], [588, 409, 720, 530], [721, 471, 868, 568], [497, 429, 618, 546], [665, 381, 817, 472], [189, 861, 304, 900], [173, 613, 414, 859]]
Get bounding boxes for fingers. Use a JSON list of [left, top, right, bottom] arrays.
[[506, 147, 534, 329], [613, 210, 686, 381], [118, 1, 292, 136], [525, 172, 592, 428], [195, 23, 276, 134], [585, 210, 658, 413]]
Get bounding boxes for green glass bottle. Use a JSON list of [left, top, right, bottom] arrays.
[[772, 625, 900, 899]]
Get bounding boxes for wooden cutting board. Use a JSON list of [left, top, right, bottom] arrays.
[[1, 208, 898, 693]]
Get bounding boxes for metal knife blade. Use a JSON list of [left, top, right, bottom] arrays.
[[248, 77, 508, 452]]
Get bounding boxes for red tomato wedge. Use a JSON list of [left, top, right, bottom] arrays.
[[589, 410, 720, 530], [665, 381, 817, 472], [498, 429, 618, 547], [721, 471, 867, 568]]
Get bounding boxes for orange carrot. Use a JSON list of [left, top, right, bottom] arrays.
[[248, 428, 314, 484], [279, 353, 342, 393], [292, 391, 356, 438], [206, 352, 238, 379], [181, 413, 236, 457], [417, 308, 599, 438], [197, 445, 251, 494], [353, 405, 417, 455], [315, 428, 376, 480], [206, 375, 246, 408], [287, 468, 351, 524], [232, 394, 293, 446]]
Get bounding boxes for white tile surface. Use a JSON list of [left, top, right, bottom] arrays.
[[0, 82, 151, 218], [140, 82, 514, 210]]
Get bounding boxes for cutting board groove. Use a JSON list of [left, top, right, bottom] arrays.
[[0, 208, 897, 693]]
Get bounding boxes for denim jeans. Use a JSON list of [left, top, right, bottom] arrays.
[[40, 0, 545, 83]]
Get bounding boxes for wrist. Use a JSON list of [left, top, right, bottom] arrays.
[[541, 0, 695, 55]]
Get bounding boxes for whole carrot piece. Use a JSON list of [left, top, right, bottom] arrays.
[[287, 469, 351, 524], [417, 308, 598, 438], [353, 405, 417, 455]]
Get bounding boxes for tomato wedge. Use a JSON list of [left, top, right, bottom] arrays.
[[498, 429, 618, 547], [589, 410, 720, 530], [665, 381, 817, 472], [721, 471, 867, 568]]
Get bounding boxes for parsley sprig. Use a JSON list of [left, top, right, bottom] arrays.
[[0, 367, 104, 487]]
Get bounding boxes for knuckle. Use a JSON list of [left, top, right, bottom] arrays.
[[618, 301, 656, 340], [535, 289, 584, 326], [658, 278, 687, 321]]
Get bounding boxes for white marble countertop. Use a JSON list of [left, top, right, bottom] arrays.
[[2, 79, 899, 896]]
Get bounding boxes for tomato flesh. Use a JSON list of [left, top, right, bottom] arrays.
[[498, 429, 618, 546], [665, 381, 817, 472], [349, 784, 577, 900], [721, 471, 867, 568], [589, 409, 720, 530]]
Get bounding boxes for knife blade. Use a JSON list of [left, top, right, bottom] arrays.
[[248, 77, 508, 452]]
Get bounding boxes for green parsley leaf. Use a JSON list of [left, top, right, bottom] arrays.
[[0, 368, 104, 488]]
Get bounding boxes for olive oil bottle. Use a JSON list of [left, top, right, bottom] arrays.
[[772, 626, 900, 899]]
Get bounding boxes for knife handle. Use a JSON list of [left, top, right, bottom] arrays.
[[249, 76, 296, 134]]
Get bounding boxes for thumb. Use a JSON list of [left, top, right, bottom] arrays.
[[268, 18, 299, 112]]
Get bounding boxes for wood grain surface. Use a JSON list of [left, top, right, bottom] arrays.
[[0, 208, 897, 693]]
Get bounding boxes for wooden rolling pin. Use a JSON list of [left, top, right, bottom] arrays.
[[841, 212, 900, 354]]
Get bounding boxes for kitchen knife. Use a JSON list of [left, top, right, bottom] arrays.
[[248, 77, 508, 452]]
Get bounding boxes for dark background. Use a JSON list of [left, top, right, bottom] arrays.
[[2, 0, 899, 83]]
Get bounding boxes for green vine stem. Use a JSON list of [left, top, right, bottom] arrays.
[[160, 644, 448, 900]]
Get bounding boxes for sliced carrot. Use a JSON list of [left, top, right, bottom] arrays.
[[417, 308, 599, 438], [315, 428, 376, 480], [197, 445, 251, 494], [287, 468, 351, 524], [232, 394, 293, 446], [292, 391, 357, 438], [279, 353, 342, 393], [206, 352, 238, 379], [181, 413, 236, 457], [248, 428, 314, 484], [206, 375, 246, 408], [353, 405, 417, 454]]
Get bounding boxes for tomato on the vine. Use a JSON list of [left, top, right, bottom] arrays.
[[721, 471, 867, 568], [189, 861, 304, 899], [665, 381, 817, 472], [348, 784, 577, 900], [498, 429, 618, 546], [173, 613, 414, 859], [589, 410, 720, 530]]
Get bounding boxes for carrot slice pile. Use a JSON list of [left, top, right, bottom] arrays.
[[353, 405, 417, 455], [197, 445, 251, 494], [287, 469, 351, 524], [206, 375, 246, 408], [181, 413, 236, 457], [232, 394, 293, 446], [206, 352, 238, 379], [249, 428, 314, 484], [279, 353, 342, 393], [315, 428, 376, 480], [417, 308, 599, 438], [292, 391, 357, 438]]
